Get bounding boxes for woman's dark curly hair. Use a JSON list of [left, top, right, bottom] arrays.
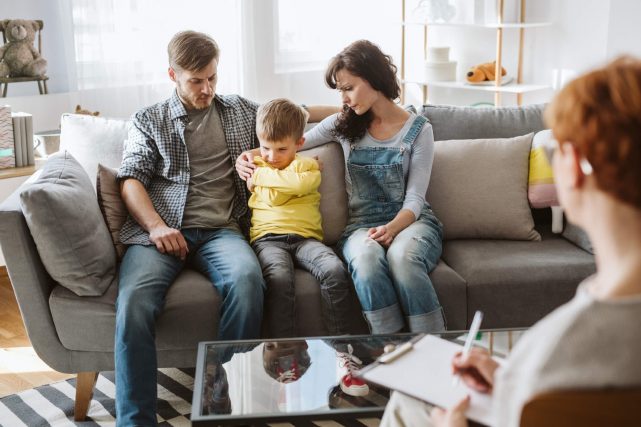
[[325, 40, 401, 143]]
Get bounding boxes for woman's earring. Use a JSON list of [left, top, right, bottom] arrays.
[[579, 158, 593, 176]]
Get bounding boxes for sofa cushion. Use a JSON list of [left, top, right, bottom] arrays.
[[442, 230, 596, 328], [59, 113, 129, 189], [427, 133, 540, 241], [299, 142, 348, 246], [528, 130, 559, 208], [20, 151, 116, 296], [428, 260, 468, 331], [421, 104, 546, 141], [97, 164, 128, 259], [50, 268, 221, 352]]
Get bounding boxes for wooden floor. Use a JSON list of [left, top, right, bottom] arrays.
[[0, 267, 74, 397]]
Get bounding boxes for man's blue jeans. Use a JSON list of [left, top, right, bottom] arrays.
[[115, 228, 264, 427], [340, 215, 444, 334]]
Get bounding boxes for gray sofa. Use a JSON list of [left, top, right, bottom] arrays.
[[0, 103, 595, 420]]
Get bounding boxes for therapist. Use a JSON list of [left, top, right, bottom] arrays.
[[380, 56, 641, 427]]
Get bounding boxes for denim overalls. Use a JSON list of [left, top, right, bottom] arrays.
[[339, 115, 446, 334]]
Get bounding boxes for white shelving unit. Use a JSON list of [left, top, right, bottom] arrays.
[[400, 0, 551, 106]]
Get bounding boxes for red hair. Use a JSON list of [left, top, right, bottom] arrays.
[[545, 56, 641, 208]]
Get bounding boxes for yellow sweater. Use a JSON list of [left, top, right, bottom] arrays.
[[249, 155, 323, 243]]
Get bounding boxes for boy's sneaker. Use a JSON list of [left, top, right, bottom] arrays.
[[337, 344, 369, 397]]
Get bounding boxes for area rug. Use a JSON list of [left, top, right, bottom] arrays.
[[0, 368, 193, 426], [0, 369, 381, 426]]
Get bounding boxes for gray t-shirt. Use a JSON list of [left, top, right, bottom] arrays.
[[181, 103, 238, 231], [304, 112, 434, 219]]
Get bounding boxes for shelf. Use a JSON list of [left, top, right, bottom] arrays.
[[402, 21, 552, 29], [0, 165, 36, 180], [404, 80, 550, 94]]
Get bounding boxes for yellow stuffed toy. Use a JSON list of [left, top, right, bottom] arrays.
[[466, 61, 507, 82]]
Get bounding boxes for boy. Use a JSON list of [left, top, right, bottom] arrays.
[[249, 98, 353, 338]]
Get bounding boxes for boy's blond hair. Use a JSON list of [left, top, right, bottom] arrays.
[[256, 98, 309, 142]]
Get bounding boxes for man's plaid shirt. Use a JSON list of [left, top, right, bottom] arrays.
[[117, 91, 259, 245]]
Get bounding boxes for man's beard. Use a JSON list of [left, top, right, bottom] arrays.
[[177, 83, 213, 111]]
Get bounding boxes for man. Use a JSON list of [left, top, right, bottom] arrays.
[[115, 30, 265, 426]]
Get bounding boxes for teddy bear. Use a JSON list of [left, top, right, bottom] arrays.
[[0, 19, 48, 78], [466, 61, 507, 83], [74, 105, 100, 116]]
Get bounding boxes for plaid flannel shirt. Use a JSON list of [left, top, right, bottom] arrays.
[[117, 91, 259, 245]]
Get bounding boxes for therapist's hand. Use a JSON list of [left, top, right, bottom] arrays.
[[452, 347, 499, 394], [432, 395, 470, 427], [236, 150, 256, 181]]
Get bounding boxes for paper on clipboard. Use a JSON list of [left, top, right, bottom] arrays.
[[359, 335, 495, 426]]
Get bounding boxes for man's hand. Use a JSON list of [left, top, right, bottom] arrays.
[[236, 150, 257, 181], [148, 222, 189, 260], [452, 347, 499, 393], [431, 395, 470, 427], [367, 225, 396, 247]]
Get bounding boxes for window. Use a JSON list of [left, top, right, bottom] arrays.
[[275, 0, 399, 73], [71, 0, 241, 92]]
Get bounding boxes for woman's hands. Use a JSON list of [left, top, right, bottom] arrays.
[[432, 396, 470, 427], [452, 347, 498, 393], [431, 348, 499, 427], [236, 150, 257, 181], [367, 225, 396, 247]]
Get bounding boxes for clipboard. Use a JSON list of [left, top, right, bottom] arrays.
[[358, 334, 495, 426]]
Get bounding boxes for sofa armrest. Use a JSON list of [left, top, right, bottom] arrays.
[[0, 181, 73, 372]]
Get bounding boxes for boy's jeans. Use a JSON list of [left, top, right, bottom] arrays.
[[252, 234, 353, 338], [115, 228, 264, 427]]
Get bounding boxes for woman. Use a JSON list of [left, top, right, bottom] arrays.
[[381, 56, 641, 427], [237, 40, 445, 334]]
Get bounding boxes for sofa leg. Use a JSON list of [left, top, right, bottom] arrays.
[[74, 371, 98, 421]]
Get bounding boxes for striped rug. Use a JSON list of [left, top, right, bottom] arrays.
[[0, 369, 381, 426], [0, 368, 194, 426]]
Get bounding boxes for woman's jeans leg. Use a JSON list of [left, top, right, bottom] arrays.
[[387, 216, 445, 333], [189, 228, 265, 340], [341, 229, 404, 334], [115, 244, 184, 427]]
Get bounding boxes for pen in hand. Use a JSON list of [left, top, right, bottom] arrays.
[[452, 310, 483, 387]]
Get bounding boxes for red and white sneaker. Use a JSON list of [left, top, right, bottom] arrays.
[[338, 344, 369, 397]]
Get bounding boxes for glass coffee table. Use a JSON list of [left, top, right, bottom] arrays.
[[191, 329, 525, 425]]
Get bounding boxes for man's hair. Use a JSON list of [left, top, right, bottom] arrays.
[[545, 55, 641, 209], [168, 30, 219, 72], [256, 98, 309, 142]]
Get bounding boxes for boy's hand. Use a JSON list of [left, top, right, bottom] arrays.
[[246, 176, 255, 192], [236, 150, 257, 181], [313, 155, 323, 171]]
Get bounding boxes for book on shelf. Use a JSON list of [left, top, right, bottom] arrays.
[[12, 114, 23, 167], [11, 112, 35, 167], [0, 105, 15, 169]]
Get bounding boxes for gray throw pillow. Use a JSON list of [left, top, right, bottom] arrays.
[[20, 151, 116, 296], [427, 133, 541, 241], [562, 222, 594, 254]]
